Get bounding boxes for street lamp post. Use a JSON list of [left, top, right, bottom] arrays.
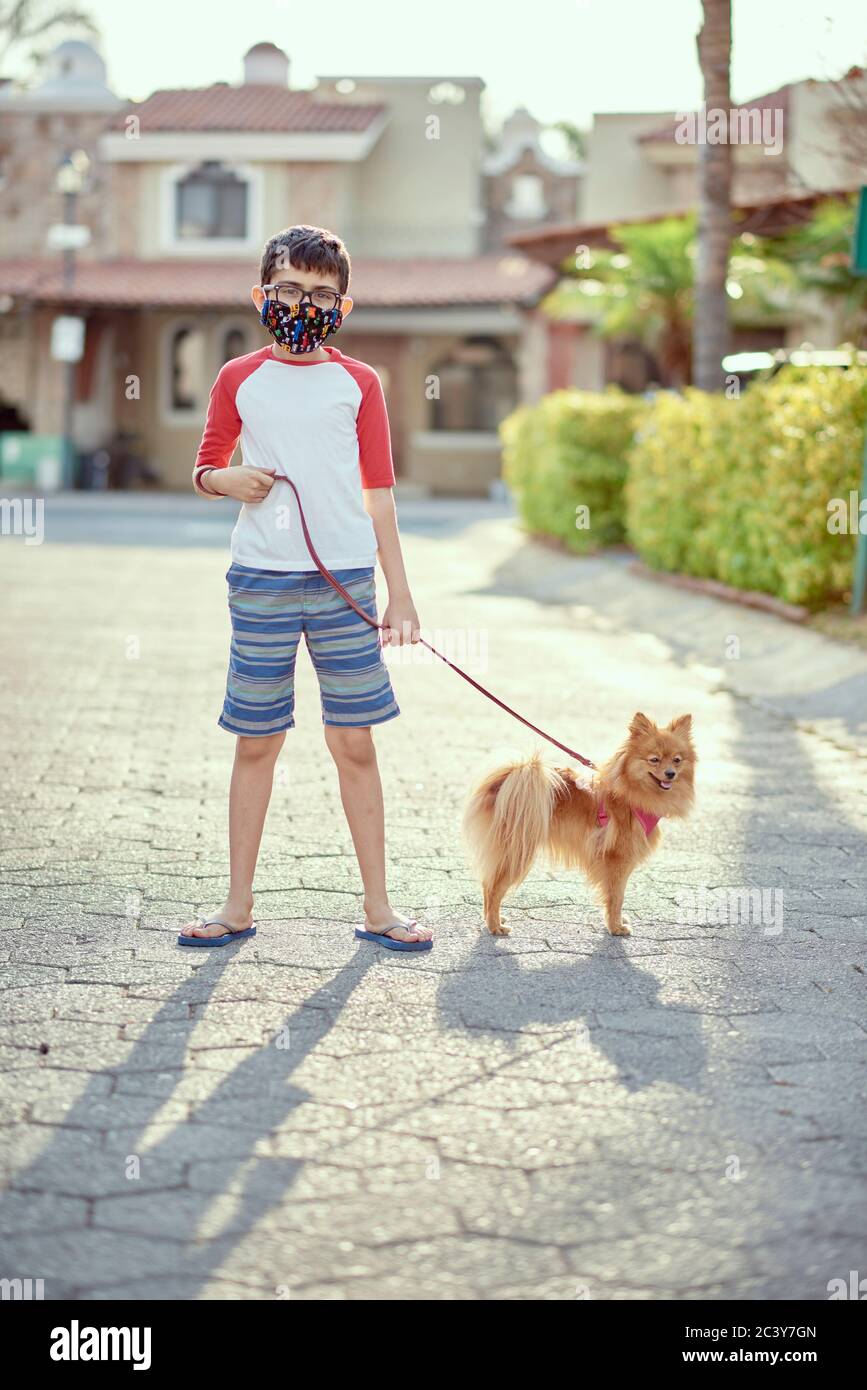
[[54, 150, 90, 483]]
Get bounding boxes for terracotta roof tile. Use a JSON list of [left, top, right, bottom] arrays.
[[508, 188, 856, 267], [111, 85, 385, 134], [0, 255, 555, 308]]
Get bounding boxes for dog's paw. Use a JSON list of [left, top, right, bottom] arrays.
[[607, 920, 632, 937], [487, 922, 512, 937]]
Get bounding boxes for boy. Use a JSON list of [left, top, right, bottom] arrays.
[[179, 225, 432, 950]]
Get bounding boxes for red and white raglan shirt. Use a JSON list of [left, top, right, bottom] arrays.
[[193, 344, 395, 570]]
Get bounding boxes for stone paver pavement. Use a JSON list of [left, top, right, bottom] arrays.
[[0, 501, 865, 1300]]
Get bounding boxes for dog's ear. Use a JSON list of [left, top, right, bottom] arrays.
[[667, 714, 692, 735], [629, 712, 655, 737]]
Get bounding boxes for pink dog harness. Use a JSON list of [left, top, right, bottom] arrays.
[[597, 802, 660, 837]]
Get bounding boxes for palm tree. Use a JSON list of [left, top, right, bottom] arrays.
[[547, 216, 696, 386], [753, 196, 867, 344], [693, 0, 733, 391]]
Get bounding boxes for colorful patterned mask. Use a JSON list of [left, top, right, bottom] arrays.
[[259, 297, 343, 354]]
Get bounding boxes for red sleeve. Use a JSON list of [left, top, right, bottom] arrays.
[[192, 366, 242, 494], [355, 367, 396, 488]]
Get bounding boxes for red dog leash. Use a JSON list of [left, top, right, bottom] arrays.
[[279, 477, 597, 771]]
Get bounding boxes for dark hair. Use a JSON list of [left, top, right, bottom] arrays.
[[259, 225, 351, 294]]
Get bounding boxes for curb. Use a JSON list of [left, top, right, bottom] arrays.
[[629, 561, 811, 624]]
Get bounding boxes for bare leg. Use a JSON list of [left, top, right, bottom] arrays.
[[180, 731, 285, 939], [324, 725, 431, 943]]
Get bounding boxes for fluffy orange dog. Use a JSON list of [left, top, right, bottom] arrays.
[[463, 713, 696, 937]]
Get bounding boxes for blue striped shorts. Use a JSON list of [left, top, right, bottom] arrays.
[[219, 563, 400, 736]]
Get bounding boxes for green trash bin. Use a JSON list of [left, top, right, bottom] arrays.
[[0, 434, 70, 491]]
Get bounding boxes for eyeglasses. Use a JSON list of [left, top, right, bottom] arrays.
[[262, 282, 343, 312]]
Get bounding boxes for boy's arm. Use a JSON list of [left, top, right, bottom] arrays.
[[364, 487, 420, 646], [354, 367, 419, 646], [193, 368, 274, 503]]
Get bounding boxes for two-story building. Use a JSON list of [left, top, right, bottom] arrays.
[[0, 39, 575, 492], [509, 71, 867, 391]]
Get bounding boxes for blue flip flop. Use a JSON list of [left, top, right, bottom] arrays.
[[178, 917, 257, 948], [354, 921, 432, 952]]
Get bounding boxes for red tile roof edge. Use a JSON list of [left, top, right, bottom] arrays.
[[109, 85, 386, 134], [0, 256, 557, 309]]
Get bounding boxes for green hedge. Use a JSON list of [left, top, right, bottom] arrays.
[[501, 388, 645, 553], [501, 367, 867, 608], [626, 366, 867, 608]]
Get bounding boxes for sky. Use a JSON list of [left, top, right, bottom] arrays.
[[7, 0, 867, 129]]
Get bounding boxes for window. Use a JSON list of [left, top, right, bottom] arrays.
[[175, 162, 247, 240], [505, 174, 547, 220], [220, 325, 249, 365], [169, 325, 207, 412], [431, 338, 517, 432]]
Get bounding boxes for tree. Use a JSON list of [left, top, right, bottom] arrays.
[[548, 217, 696, 386], [545, 214, 801, 387], [551, 120, 586, 162], [746, 196, 867, 344], [826, 65, 867, 171], [0, 0, 96, 75], [693, 0, 733, 391]]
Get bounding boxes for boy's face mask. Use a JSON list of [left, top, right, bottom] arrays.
[[259, 296, 343, 354]]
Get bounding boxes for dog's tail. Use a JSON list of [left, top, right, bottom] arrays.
[[462, 751, 566, 887]]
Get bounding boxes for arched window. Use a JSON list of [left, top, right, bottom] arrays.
[[169, 325, 206, 412], [431, 338, 517, 431], [505, 174, 547, 220], [220, 325, 249, 365], [175, 162, 247, 240]]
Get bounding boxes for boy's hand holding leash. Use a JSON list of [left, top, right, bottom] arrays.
[[200, 467, 419, 645], [201, 466, 276, 503], [381, 600, 421, 647]]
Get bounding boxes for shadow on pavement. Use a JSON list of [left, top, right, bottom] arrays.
[[1, 944, 376, 1299], [685, 700, 867, 1294], [436, 933, 707, 1094], [472, 535, 867, 748]]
